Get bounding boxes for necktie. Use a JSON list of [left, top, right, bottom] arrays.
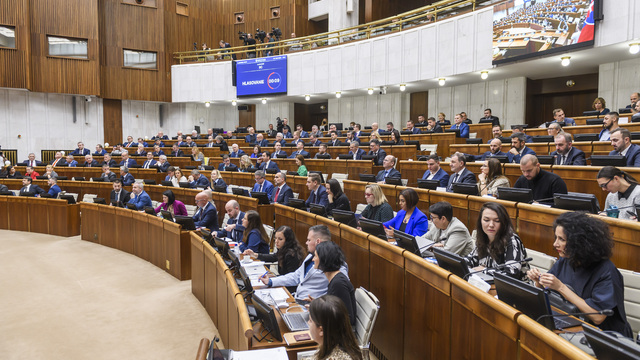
[[116, 191, 120, 201], [385, 170, 389, 178], [259, 183, 263, 192], [53, 159, 58, 166], [311, 191, 317, 204], [561, 155, 566, 165], [275, 187, 281, 202], [449, 173, 459, 191], [144, 161, 149, 169]]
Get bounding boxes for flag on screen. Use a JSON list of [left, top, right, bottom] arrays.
[[578, 0, 595, 43]]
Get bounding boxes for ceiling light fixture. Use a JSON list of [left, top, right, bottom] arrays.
[[305, 94, 311, 101], [399, 84, 406, 91], [367, 88, 374, 95], [205, 102, 210, 107], [231, 100, 237, 106], [335, 91, 341, 98], [480, 71, 489, 80], [561, 56, 571, 66], [261, 98, 267, 104], [629, 43, 640, 55], [438, 78, 446, 86]]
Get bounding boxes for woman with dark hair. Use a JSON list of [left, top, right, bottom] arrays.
[[243, 225, 304, 276], [251, 145, 262, 159], [390, 130, 405, 145], [326, 179, 351, 214], [6, 166, 21, 179], [527, 212, 632, 337], [154, 189, 188, 216], [383, 188, 428, 237], [239, 210, 270, 254], [465, 202, 527, 279], [360, 184, 394, 223], [295, 154, 308, 176], [597, 166, 640, 220], [313, 241, 356, 328], [308, 295, 363, 360], [477, 157, 510, 196]]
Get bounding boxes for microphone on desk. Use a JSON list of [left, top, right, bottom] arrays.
[[597, 204, 637, 215], [462, 258, 533, 280], [535, 309, 614, 322]]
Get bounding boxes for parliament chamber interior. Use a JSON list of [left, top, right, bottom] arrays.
[[2, 0, 640, 359]]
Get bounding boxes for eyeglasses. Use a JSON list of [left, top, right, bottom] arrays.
[[364, 193, 373, 197], [599, 178, 613, 189]]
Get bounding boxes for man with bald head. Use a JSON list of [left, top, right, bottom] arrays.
[[216, 200, 245, 242], [478, 139, 507, 160], [514, 154, 567, 205], [627, 92, 639, 108], [193, 191, 219, 230], [375, 155, 401, 184]]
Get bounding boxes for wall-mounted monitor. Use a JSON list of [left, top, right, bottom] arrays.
[[235, 55, 287, 97], [492, 0, 598, 65]]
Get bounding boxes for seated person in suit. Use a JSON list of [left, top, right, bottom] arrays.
[[43, 165, 58, 179], [599, 112, 620, 141], [424, 116, 443, 133], [360, 184, 395, 223], [450, 113, 470, 138], [0, 183, 9, 193], [237, 210, 270, 254], [511, 125, 533, 143], [461, 112, 472, 124], [375, 155, 401, 184], [597, 166, 640, 221], [65, 155, 78, 167], [446, 152, 477, 192], [184, 136, 197, 148], [119, 166, 135, 186], [6, 166, 22, 178], [424, 202, 473, 256], [327, 131, 342, 147], [123, 136, 137, 148], [273, 172, 294, 205], [127, 182, 152, 210], [305, 173, 329, 209], [244, 126, 257, 144], [478, 139, 507, 160], [368, 139, 387, 166], [19, 177, 44, 196], [261, 225, 349, 302], [296, 124, 309, 138], [508, 133, 536, 164], [315, 144, 331, 159], [216, 200, 245, 241], [94, 144, 107, 156], [205, 135, 216, 148], [282, 127, 293, 139], [309, 134, 323, 147], [152, 131, 168, 140], [514, 155, 567, 205], [266, 123, 278, 138], [133, 144, 147, 157], [488, 125, 503, 143], [83, 154, 99, 167], [156, 155, 170, 172], [25, 166, 40, 180], [328, 124, 342, 137], [208, 169, 227, 191], [71, 142, 90, 156], [252, 170, 275, 201], [546, 122, 564, 137], [326, 179, 350, 215], [291, 131, 304, 145], [383, 188, 429, 237], [101, 153, 117, 167], [348, 142, 366, 160], [193, 191, 219, 230], [255, 133, 269, 147], [110, 180, 130, 204], [550, 108, 576, 126], [260, 151, 280, 172], [218, 154, 238, 172], [215, 136, 229, 152], [22, 153, 43, 167], [101, 163, 117, 182], [609, 128, 640, 167], [406, 120, 421, 134], [229, 143, 245, 158], [188, 169, 211, 189], [50, 152, 66, 167], [344, 131, 359, 145], [155, 189, 188, 216], [551, 134, 586, 166], [119, 151, 137, 168], [479, 108, 499, 125], [175, 136, 187, 148], [271, 142, 287, 158], [141, 152, 157, 169], [153, 139, 165, 148], [288, 142, 310, 158], [272, 133, 286, 147], [47, 177, 62, 198], [170, 143, 184, 157]]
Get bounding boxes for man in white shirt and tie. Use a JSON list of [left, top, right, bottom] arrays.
[[24, 153, 41, 167], [142, 152, 157, 169]]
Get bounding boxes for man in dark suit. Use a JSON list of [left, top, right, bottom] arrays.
[[218, 155, 239, 172], [368, 139, 387, 166], [141, 153, 157, 169], [477, 139, 507, 161], [424, 117, 443, 134], [101, 164, 117, 182], [328, 124, 342, 137], [296, 124, 309, 138], [22, 153, 43, 167], [550, 134, 586, 166], [479, 108, 499, 125], [272, 133, 286, 147], [282, 127, 293, 139], [252, 170, 275, 201], [308, 135, 322, 147], [65, 155, 78, 167], [123, 136, 137, 148], [255, 133, 269, 147], [348, 142, 366, 160], [188, 169, 211, 189], [83, 154, 99, 167], [446, 152, 477, 192], [110, 179, 131, 205], [47, 177, 62, 198], [288, 142, 310, 158], [609, 128, 640, 167], [244, 127, 257, 144], [170, 144, 184, 157], [421, 154, 450, 188], [229, 144, 246, 158], [152, 131, 169, 140], [157, 155, 171, 172], [216, 200, 245, 242], [305, 173, 329, 209], [101, 154, 117, 167], [266, 124, 278, 138], [291, 132, 305, 146], [260, 151, 280, 172], [19, 177, 44, 196], [271, 143, 287, 159], [50, 152, 66, 167], [71, 142, 91, 156], [127, 182, 153, 210], [314, 144, 331, 159], [508, 133, 537, 164], [273, 172, 294, 205], [328, 131, 342, 147], [175, 136, 188, 147], [375, 155, 402, 184], [487, 125, 503, 143], [119, 151, 137, 168], [119, 167, 135, 186], [406, 120, 422, 134], [193, 191, 219, 230]]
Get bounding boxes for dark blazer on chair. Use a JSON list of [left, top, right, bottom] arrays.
[[274, 184, 294, 205], [110, 189, 131, 204], [550, 147, 586, 166], [375, 168, 401, 183], [19, 184, 44, 196], [422, 168, 450, 188], [446, 168, 477, 192], [610, 144, 640, 167]]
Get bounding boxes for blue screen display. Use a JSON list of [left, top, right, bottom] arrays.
[[235, 55, 287, 97]]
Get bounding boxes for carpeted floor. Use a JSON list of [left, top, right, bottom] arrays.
[[0, 230, 218, 360]]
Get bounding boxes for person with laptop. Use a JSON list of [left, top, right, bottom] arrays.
[[110, 179, 130, 205], [326, 179, 351, 215], [375, 155, 401, 184], [216, 200, 245, 242], [359, 184, 394, 223], [252, 170, 275, 202], [383, 188, 428, 238], [526, 212, 633, 338], [464, 202, 528, 280], [127, 182, 152, 210], [237, 210, 270, 254], [597, 166, 640, 221], [307, 295, 363, 360], [261, 225, 348, 302], [421, 154, 450, 188], [477, 158, 510, 196], [193, 191, 218, 230], [313, 241, 356, 328], [154, 189, 187, 216], [207, 170, 227, 192], [305, 173, 329, 210], [424, 202, 473, 256]]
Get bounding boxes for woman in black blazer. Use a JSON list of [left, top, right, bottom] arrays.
[[326, 179, 351, 214]]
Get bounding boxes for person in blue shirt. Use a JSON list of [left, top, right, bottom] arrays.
[[450, 113, 469, 138], [127, 182, 153, 210], [252, 170, 275, 201], [296, 124, 309, 138], [550, 108, 576, 126], [119, 166, 136, 186], [119, 151, 137, 168], [508, 133, 536, 164], [47, 177, 61, 198], [383, 188, 428, 237], [188, 169, 211, 189], [305, 173, 329, 209], [65, 155, 78, 167], [238, 210, 270, 254], [94, 144, 107, 156], [229, 144, 246, 158]]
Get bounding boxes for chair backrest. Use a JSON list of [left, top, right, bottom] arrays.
[[354, 287, 380, 348], [65, 192, 79, 201], [292, 192, 299, 199], [420, 144, 437, 154], [82, 194, 97, 203], [331, 173, 349, 181], [620, 269, 640, 337], [185, 204, 198, 217], [263, 224, 275, 249], [526, 248, 557, 272], [355, 203, 367, 214]]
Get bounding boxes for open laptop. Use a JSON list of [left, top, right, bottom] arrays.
[[393, 229, 435, 258], [433, 248, 493, 284], [160, 210, 174, 221], [270, 294, 309, 332], [493, 272, 582, 331]]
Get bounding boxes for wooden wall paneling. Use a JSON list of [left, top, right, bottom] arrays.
[[216, 256, 230, 346], [148, 216, 165, 269], [80, 203, 101, 242], [204, 244, 219, 324], [132, 211, 151, 261], [316, 216, 341, 247], [294, 209, 315, 247], [98, 204, 117, 248], [516, 203, 566, 256], [103, 98, 123, 147], [338, 225, 370, 290], [0, 196, 9, 230], [48, 200, 80, 237], [190, 233, 206, 306], [468, 196, 517, 234], [238, 104, 255, 129], [274, 204, 298, 245], [28, 197, 50, 234], [518, 315, 595, 360], [114, 207, 135, 254], [0, 0, 31, 89], [599, 216, 640, 272], [409, 91, 428, 124], [30, 0, 100, 95]]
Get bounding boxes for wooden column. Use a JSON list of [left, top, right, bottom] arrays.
[[103, 98, 123, 146]]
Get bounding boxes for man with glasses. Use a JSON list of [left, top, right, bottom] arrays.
[[193, 191, 218, 230]]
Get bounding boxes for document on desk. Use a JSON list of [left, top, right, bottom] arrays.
[[254, 288, 289, 303], [232, 346, 288, 360], [242, 262, 266, 273]]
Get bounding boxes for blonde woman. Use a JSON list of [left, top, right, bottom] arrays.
[[191, 146, 204, 162], [359, 184, 394, 223], [209, 169, 227, 192], [239, 155, 255, 172]]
